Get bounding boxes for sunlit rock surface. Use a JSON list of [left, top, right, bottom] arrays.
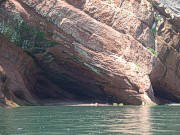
[[0, 0, 179, 105]]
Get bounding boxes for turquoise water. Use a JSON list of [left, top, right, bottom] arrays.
[[0, 106, 180, 135]]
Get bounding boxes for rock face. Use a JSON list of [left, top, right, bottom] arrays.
[[0, 0, 179, 105], [0, 35, 38, 105], [0, 0, 160, 105], [0, 34, 81, 106], [66, 0, 155, 49], [150, 0, 180, 32], [24, 0, 161, 105], [149, 0, 180, 102]]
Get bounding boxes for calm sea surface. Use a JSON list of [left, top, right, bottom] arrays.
[[0, 106, 180, 135]]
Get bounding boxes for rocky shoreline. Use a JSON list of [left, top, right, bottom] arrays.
[[0, 0, 179, 107]]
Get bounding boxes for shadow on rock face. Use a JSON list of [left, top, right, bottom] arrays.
[[149, 8, 180, 103]]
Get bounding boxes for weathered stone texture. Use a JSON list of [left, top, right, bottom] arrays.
[[1, 0, 179, 105]]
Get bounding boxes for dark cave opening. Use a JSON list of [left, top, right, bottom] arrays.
[[32, 72, 111, 104]]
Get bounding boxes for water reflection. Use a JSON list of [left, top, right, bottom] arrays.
[[104, 106, 152, 135], [0, 106, 180, 135]]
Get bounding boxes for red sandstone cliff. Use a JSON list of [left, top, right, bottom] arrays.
[[0, 0, 179, 106]]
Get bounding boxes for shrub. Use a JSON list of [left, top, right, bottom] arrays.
[[148, 48, 158, 57]]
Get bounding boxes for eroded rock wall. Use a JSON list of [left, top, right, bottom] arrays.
[[0, 35, 39, 106], [0, 0, 179, 105], [149, 0, 180, 102], [0, 0, 160, 105], [66, 0, 155, 49]]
